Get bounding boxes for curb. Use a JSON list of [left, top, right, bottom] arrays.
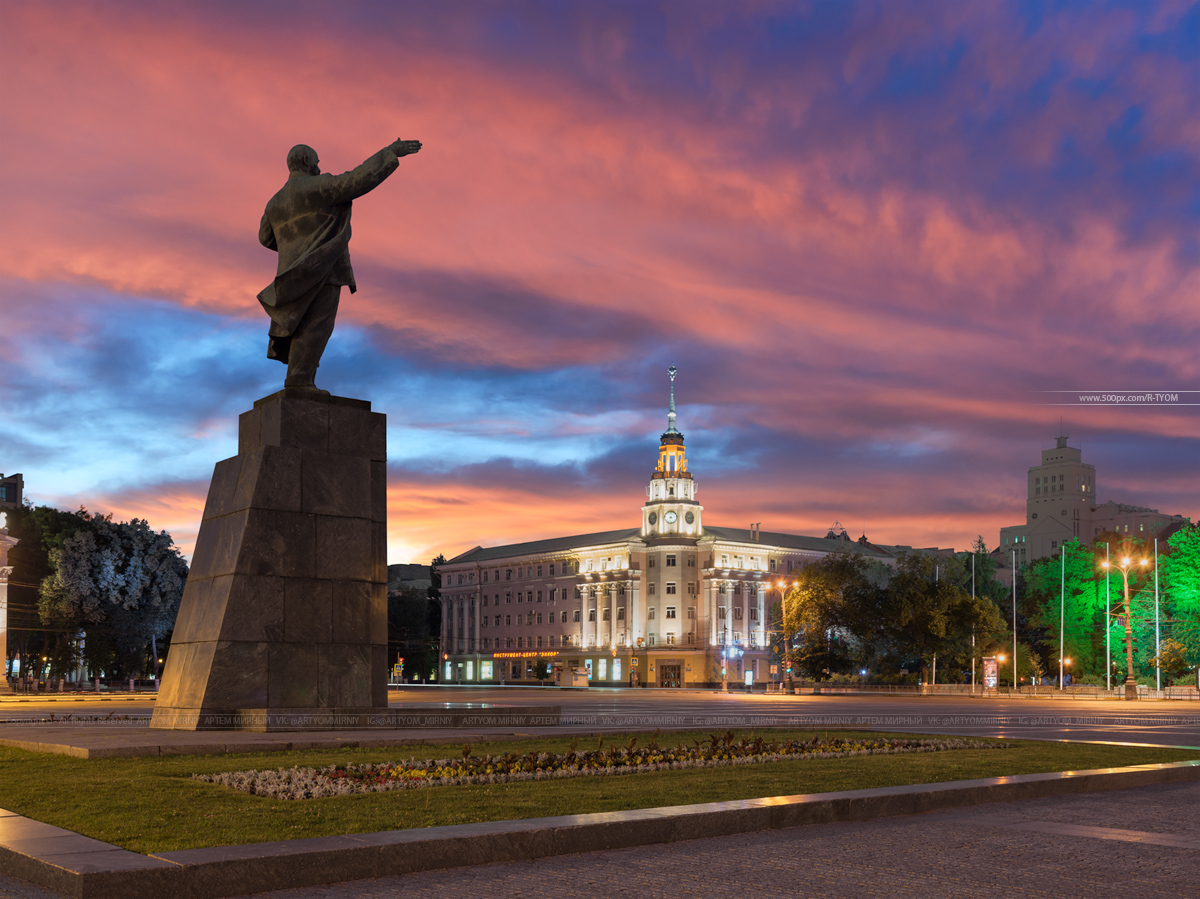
[[3, 759, 1200, 898], [0, 696, 156, 703]]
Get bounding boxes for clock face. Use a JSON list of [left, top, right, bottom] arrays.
[[648, 512, 658, 525], [685, 511, 695, 524], [665, 511, 678, 524]]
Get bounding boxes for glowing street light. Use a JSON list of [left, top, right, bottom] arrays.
[[1102, 555, 1149, 700]]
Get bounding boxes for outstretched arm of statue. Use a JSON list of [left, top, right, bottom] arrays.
[[388, 139, 422, 157], [310, 140, 421, 206]]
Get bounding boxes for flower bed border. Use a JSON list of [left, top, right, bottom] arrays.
[[195, 734, 1003, 800]]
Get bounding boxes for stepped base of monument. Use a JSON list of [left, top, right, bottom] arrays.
[[150, 705, 562, 731]]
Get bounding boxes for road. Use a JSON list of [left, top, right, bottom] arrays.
[[2, 686, 1199, 747]]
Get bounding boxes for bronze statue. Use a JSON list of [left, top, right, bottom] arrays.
[[257, 139, 422, 392]]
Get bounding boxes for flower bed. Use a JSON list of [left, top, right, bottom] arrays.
[[195, 732, 1003, 800]]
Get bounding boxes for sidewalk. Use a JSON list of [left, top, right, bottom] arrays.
[[243, 777, 1200, 899]]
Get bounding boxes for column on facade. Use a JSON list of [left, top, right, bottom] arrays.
[[629, 579, 640, 646], [609, 582, 617, 647], [454, 597, 461, 654], [597, 584, 606, 648], [742, 582, 750, 646], [700, 583, 710, 643], [473, 587, 481, 656], [579, 583, 587, 648], [756, 584, 765, 648]]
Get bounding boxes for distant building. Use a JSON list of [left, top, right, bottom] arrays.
[[0, 473, 22, 510], [437, 370, 925, 688], [387, 563, 432, 594], [998, 434, 1189, 565]]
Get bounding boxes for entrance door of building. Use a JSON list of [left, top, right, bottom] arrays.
[[659, 663, 682, 688]]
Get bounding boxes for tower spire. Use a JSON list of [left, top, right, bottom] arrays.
[[1055, 417, 1069, 449], [666, 364, 679, 435]]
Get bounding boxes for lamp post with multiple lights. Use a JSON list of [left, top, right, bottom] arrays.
[[1102, 554, 1148, 701]]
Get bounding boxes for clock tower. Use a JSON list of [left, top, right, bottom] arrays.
[[642, 365, 702, 538]]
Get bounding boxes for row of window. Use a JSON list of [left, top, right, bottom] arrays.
[[464, 603, 760, 630], [480, 589, 566, 606], [454, 560, 586, 587], [455, 630, 766, 653], [452, 553, 812, 588], [471, 633, 702, 650]]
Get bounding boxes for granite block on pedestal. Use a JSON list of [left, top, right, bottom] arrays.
[[152, 389, 388, 731]]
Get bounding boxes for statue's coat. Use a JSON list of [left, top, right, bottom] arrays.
[[257, 148, 400, 343]]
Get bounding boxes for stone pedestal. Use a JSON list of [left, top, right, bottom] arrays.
[[151, 389, 387, 731]]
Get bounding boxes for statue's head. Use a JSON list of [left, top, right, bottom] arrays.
[[286, 144, 320, 175]]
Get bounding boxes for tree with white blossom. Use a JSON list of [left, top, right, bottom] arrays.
[[38, 513, 187, 679]]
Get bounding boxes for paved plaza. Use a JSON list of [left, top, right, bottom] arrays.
[[4, 779, 1199, 898], [245, 779, 1200, 899], [2, 687, 1199, 898]]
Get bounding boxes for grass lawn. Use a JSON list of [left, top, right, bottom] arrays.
[[0, 730, 1195, 854]]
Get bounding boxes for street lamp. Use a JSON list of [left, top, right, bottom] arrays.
[[1059, 657, 1071, 689], [776, 580, 796, 690], [1102, 555, 1149, 700], [997, 653, 1008, 689]]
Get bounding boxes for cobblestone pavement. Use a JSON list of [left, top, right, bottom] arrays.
[[2, 779, 1198, 898], [0, 876, 61, 899]]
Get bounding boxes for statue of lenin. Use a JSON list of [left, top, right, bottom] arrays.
[[257, 138, 422, 392]]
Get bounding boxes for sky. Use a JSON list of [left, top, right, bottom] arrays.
[[1, 0, 1198, 566]]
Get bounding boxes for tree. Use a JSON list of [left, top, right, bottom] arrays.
[[37, 513, 187, 679], [426, 553, 446, 674], [1151, 638, 1191, 682], [387, 585, 439, 681], [1025, 540, 1108, 677], [871, 552, 1005, 683], [963, 537, 1009, 606], [1162, 525, 1200, 663], [784, 550, 883, 679], [4, 505, 97, 680]]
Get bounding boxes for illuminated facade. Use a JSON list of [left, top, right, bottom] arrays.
[[437, 368, 895, 688], [998, 433, 1189, 564]]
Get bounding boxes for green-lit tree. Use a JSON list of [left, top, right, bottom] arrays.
[[1162, 525, 1200, 665], [1025, 540, 1108, 677]]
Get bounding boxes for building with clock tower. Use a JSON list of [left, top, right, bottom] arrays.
[[435, 367, 900, 689]]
